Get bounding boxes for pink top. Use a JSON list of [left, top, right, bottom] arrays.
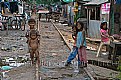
[[100, 29, 109, 42]]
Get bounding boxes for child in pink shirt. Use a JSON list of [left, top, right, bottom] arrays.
[[100, 29, 109, 42], [96, 22, 113, 57]]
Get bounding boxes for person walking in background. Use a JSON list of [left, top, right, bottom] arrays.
[[96, 22, 114, 58], [65, 25, 80, 66], [76, 21, 87, 68]]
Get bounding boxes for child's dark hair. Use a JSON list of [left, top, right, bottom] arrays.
[[76, 21, 84, 31], [72, 25, 78, 36], [72, 24, 75, 30], [30, 30, 37, 39], [28, 18, 36, 24], [100, 22, 107, 30]]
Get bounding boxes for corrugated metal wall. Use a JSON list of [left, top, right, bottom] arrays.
[[88, 20, 101, 39]]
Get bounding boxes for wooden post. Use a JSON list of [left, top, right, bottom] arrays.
[[109, 0, 114, 35], [95, 7, 96, 20], [6, 21, 8, 35], [89, 9, 91, 23], [87, 8, 89, 37], [88, 9, 91, 37], [36, 19, 38, 30], [37, 19, 40, 31]]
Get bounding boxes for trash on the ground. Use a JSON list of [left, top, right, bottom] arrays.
[[40, 67, 50, 73], [62, 24, 68, 26], [1, 66, 11, 70], [6, 58, 14, 63], [86, 46, 96, 51], [19, 47, 24, 50], [52, 53, 57, 56], [102, 52, 108, 55], [1, 46, 4, 50], [9, 63, 24, 67], [74, 69, 79, 73]]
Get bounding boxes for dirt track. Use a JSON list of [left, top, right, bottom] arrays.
[[0, 19, 119, 80]]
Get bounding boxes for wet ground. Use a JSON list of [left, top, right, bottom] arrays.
[[0, 18, 120, 80], [0, 30, 36, 80], [39, 21, 91, 80], [54, 22, 120, 80], [0, 30, 28, 56], [0, 20, 91, 80]]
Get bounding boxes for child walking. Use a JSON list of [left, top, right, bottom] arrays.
[[76, 21, 87, 68], [65, 25, 80, 66]]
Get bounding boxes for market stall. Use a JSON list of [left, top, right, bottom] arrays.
[[37, 10, 49, 21]]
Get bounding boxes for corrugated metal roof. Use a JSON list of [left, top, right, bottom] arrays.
[[84, 0, 109, 5]]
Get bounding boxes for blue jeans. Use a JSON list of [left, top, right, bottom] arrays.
[[67, 46, 81, 64]]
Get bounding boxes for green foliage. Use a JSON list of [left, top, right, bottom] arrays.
[[116, 72, 121, 79], [116, 65, 121, 79], [116, 57, 121, 80], [117, 65, 121, 71]]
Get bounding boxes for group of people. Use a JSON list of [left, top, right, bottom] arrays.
[[25, 18, 113, 71], [65, 21, 114, 71]]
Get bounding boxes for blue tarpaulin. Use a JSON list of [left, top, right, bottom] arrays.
[[115, 0, 121, 4], [1, 66, 11, 70]]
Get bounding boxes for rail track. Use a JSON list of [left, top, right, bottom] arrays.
[[0, 18, 95, 80], [50, 20, 94, 80], [36, 19, 94, 80], [0, 30, 39, 80], [0, 21, 40, 80], [50, 20, 120, 80]]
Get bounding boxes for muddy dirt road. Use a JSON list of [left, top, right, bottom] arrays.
[[1, 20, 91, 80], [39, 21, 91, 80]]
